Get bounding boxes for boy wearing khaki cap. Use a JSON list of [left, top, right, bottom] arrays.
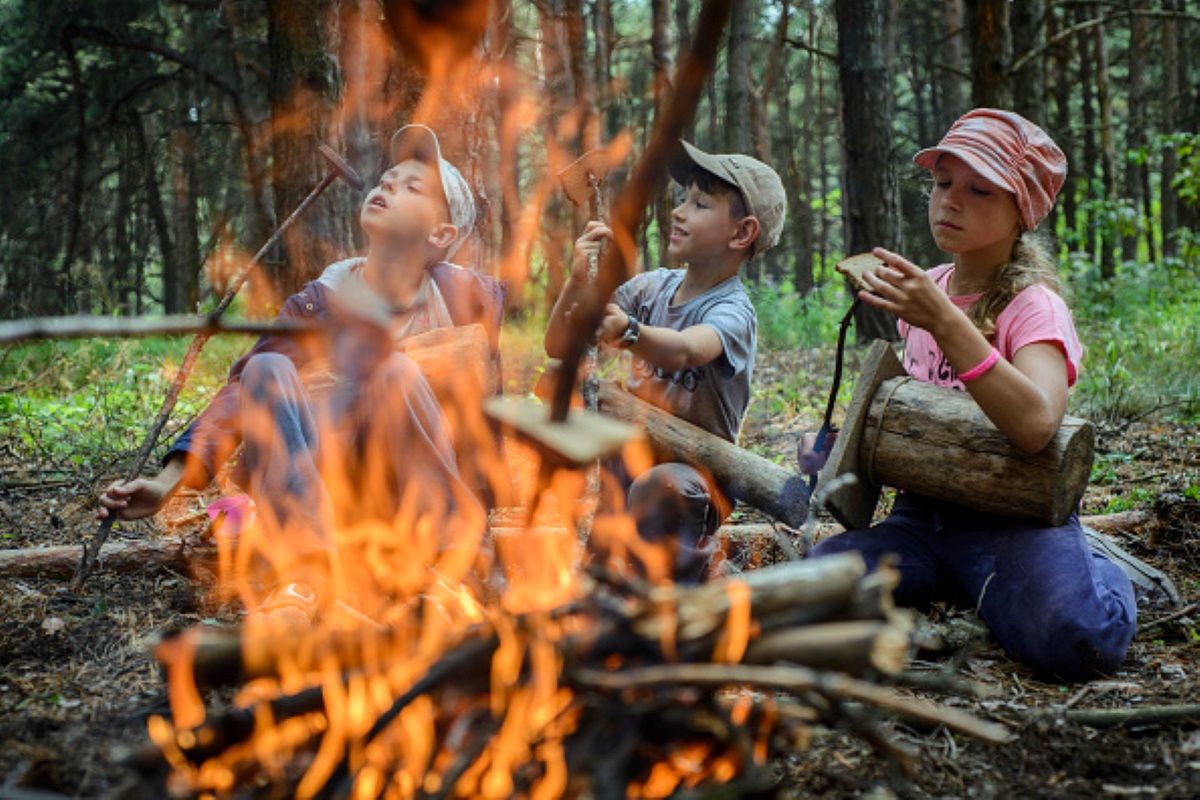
[[545, 140, 787, 583]]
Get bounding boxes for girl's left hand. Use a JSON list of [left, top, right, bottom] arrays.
[[858, 247, 956, 333]]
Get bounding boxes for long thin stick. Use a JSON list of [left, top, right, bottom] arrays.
[[549, 0, 734, 422], [0, 315, 316, 344], [571, 662, 1014, 744], [72, 169, 340, 590]]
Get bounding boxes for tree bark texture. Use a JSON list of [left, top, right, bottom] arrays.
[[861, 376, 1095, 526], [267, 0, 358, 297], [964, 0, 1011, 108], [835, 0, 900, 342]]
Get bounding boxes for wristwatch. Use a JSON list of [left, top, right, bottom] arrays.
[[617, 315, 641, 349]]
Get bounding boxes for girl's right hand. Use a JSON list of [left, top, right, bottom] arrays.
[[571, 221, 613, 281], [859, 247, 958, 335], [96, 477, 170, 521]]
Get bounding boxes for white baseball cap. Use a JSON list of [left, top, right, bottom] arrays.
[[389, 124, 477, 259]]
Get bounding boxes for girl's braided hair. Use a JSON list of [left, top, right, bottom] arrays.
[[966, 230, 1064, 339]]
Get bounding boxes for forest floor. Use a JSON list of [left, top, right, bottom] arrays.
[[0, 343, 1198, 798]]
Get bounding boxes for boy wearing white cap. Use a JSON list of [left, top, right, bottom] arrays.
[[545, 140, 787, 583], [97, 125, 504, 624]]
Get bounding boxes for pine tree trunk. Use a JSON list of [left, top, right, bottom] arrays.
[[674, 0, 696, 141], [596, 0, 617, 140], [1160, 0, 1180, 258], [266, 0, 357, 297], [1123, 4, 1151, 264], [650, 0, 676, 266], [1048, 7, 1076, 240], [725, 0, 753, 153], [1009, 0, 1045, 124], [1093, 17, 1117, 277], [938, 0, 966, 132], [836, 0, 900, 342], [537, 0, 576, 306], [790, 0, 817, 294], [964, 0, 1011, 108], [1076, 4, 1099, 260]]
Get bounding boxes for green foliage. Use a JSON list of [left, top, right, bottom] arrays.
[[746, 278, 851, 351], [1070, 252, 1200, 424], [0, 335, 253, 471]]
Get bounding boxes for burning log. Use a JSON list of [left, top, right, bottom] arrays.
[[130, 555, 1012, 796]]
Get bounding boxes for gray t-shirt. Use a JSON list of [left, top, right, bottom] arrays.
[[614, 268, 757, 443]]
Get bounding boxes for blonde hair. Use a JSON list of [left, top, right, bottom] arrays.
[[966, 231, 1064, 339]]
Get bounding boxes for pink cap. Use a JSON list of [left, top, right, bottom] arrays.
[[914, 108, 1067, 230]]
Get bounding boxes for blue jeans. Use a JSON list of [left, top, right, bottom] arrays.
[[808, 493, 1137, 682], [597, 460, 729, 584], [236, 350, 481, 583]]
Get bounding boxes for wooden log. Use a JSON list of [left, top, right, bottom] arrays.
[[821, 341, 1095, 528], [637, 552, 868, 641], [744, 620, 910, 676], [863, 375, 1094, 526], [597, 381, 809, 527], [0, 538, 214, 579]]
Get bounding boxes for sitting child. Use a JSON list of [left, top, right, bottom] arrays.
[[544, 140, 787, 583], [808, 109, 1136, 682], [97, 125, 504, 623]]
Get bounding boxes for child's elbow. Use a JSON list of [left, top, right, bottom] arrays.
[[1011, 414, 1060, 454]]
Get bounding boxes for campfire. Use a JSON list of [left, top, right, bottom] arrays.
[[135, 533, 1009, 797]]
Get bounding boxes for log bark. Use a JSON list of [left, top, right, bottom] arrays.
[[597, 382, 809, 527], [744, 620, 910, 675], [0, 538, 214, 579], [861, 375, 1094, 526]]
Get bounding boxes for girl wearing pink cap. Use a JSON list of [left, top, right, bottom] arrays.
[[810, 109, 1136, 681]]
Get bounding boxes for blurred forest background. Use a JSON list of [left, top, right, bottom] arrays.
[[0, 0, 1198, 437]]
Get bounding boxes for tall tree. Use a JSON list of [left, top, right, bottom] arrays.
[[1076, 3, 1099, 257], [266, 0, 358, 296], [1160, 0, 1180, 258], [937, 0, 967, 132], [650, 0, 676, 265], [725, 0, 753, 152], [836, 0, 900, 341], [1048, 6, 1077, 239], [1122, 3, 1153, 264], [1093, 14, 1118, 277], [964, 0, 1011, 108], [1009, 0, 1045, 123]]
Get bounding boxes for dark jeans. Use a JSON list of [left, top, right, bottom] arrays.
[[597, 460, 728, 584], [236, 351, 482, 584], [809, 493, 1137, 682]]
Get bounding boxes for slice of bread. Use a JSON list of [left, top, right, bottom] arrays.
[[835, 253, 885, 291]]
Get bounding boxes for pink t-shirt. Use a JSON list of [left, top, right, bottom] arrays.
[[898, 264, 1083, 391]]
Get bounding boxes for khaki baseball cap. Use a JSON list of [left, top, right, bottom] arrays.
[[668, 140, 788, 253]]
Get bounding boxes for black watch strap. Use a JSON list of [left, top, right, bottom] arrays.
[[617, 315, 641, 349]]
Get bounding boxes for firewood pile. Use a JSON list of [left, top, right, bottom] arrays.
[[122, 553, 1010, 797]]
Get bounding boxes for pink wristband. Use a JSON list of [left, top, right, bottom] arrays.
[[959, 347, 1001, 383]]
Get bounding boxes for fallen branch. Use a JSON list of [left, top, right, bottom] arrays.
[[0, 537, 213, 579], [1053, 703, 1200, 729], [571, 662, 1013, 744], [0, 314, 317, 344]]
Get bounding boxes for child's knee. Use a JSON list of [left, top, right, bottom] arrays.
[[1004, 601, 1136, 682], [241, 353, 301, 401]]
